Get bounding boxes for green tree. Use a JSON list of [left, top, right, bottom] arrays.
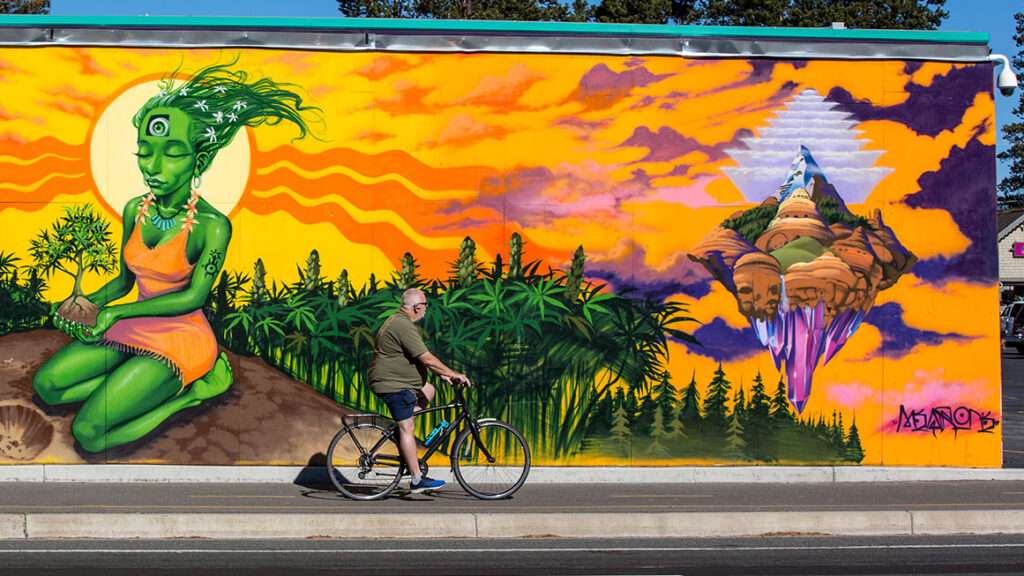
[[647, 407, 670, 457], [733, 384, 746, 421], [830, 411, 846, 452], [770, 376, 794, 424], [669, 404, 688, 441], [655, 371, 678, 424], [999, 13, 1024, 208], [595, 0, 670, 23], [610, 400, 631, 456], [702, 363, 731, 434], [336, 0, 416, 17], [0, 0, 48, 13], [679, 372, 702, 427], [28, 205, 118, 302], [689, 0, 948, 29], [845, 416, 865, 462], [725, 408, 747, 456]]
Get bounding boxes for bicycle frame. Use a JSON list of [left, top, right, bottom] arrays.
[[340, 385, 497, 473]]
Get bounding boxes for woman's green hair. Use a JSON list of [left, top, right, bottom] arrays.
[[133, 58, 321, 175]]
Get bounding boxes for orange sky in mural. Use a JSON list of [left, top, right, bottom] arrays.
[[0, 46, 1000, 466]]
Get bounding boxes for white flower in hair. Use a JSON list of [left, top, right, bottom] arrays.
[[227, 112, 238, 122], [213, 111, 224, 124], [194, 99, 209, 112], [232, 100, 248, 112], [179, 87, 189, 97], [214, 86, 228, 94], [204, 127, 217, 143]]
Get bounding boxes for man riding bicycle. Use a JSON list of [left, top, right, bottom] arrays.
[[368, 288, 472, 493]]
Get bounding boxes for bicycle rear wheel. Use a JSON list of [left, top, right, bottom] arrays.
[[326, 422, 402, 501], [452, 420, 530, 500]]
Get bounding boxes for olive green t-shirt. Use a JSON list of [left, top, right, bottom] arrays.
[[368, 312, 429, 394]]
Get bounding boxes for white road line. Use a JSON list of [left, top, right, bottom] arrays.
[[2, 544, 1024, 554], [607, 495, 713, 499]]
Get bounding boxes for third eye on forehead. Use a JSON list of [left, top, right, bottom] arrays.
[[145, 114, 171, 138]]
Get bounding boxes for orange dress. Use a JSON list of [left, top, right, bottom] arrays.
[[102, 199, 218, 387]]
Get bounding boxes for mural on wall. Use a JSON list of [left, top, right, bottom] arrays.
[[0, 47, 1001, 467]]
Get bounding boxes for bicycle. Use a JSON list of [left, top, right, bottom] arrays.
[[325, 381, 531, 501]]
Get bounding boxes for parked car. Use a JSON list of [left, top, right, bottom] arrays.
[[1002, 300, 1024, 353]]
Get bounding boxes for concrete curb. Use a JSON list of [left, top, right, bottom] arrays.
[[0, 510, 1021, 539], [1, 465, 1023, 484]]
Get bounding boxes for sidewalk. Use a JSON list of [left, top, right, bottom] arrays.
[[2, 477, 1024, 540]]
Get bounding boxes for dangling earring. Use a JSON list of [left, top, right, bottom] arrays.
[[192, 173, 202, 190]]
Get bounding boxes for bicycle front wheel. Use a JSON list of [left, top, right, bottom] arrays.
[[452, 420, 530, 500], [326, 422, 402, 501]]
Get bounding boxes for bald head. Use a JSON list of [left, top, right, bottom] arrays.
[[401, 288, 426, 308], [400, 288, 429, 322]]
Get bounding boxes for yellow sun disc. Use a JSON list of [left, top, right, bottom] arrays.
[[89, 80, 250, 218]]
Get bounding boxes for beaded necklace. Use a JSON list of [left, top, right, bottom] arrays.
[[137, 189, 200, 233]]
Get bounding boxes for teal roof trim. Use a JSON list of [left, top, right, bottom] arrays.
[[0, 15, 989, 45]]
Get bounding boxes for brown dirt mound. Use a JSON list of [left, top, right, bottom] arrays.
[[0, 329, 356, 465]]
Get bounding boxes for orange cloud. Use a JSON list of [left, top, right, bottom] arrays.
[[356, 129, 394, 145], [356, 55, 416, 81], [60, 48, 113, 77], [46, 85, 107, 119], [455, 64, 545, 110], [374, 81, 435, 115], [435, 113, 509, 147]]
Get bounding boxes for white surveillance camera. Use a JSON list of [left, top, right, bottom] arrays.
[[991, 54, 1018, 97]]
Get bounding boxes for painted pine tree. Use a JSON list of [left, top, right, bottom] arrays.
[[744, 371, 773, 459], [770, 376, 794, 425], [647, 407, 670, 457], [679, 372, 702, 430], [610, 401, 631, 457], [733, 385, 747, 422], [702, 363, 732, 435], [669, 404, 688, 441], [845, 416, 865, 462], [656, 371, 679, 424], [726, 409, 747, 456]]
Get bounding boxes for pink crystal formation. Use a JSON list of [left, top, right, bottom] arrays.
[[689, 147, 916, 413]]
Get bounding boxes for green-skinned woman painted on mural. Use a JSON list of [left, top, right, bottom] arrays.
[[32, 61, 318, 453]]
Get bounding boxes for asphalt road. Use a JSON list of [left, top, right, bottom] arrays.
[[1002, 348, 1024, 467], [3, 480, 1024, 513], [1, 535, 1022, 576]]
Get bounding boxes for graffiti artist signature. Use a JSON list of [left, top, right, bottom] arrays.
[[896, 405, 999, 436]]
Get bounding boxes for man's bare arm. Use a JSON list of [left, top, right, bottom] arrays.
[[417, 352, 471, 385]]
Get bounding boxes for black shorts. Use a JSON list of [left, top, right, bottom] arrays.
[[378, 389, 418, 422]]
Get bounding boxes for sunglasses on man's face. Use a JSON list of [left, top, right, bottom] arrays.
[[414, 302, 429, 309]]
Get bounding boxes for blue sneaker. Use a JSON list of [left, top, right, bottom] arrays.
[[410, 476, 445, 493]]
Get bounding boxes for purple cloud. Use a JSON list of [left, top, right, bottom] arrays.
[[904, 137, 998, 284], [826, 64, 991, 137], [587, 241, 713, 300], [619, 126, 752, 163], [863, 302, 975, 358], [699, 61, 805, 97], [682, 317, 763, 361], [570, 63, 673, 109]]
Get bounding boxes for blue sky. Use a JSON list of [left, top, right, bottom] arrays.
[[51, 0, 1022, 185]]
